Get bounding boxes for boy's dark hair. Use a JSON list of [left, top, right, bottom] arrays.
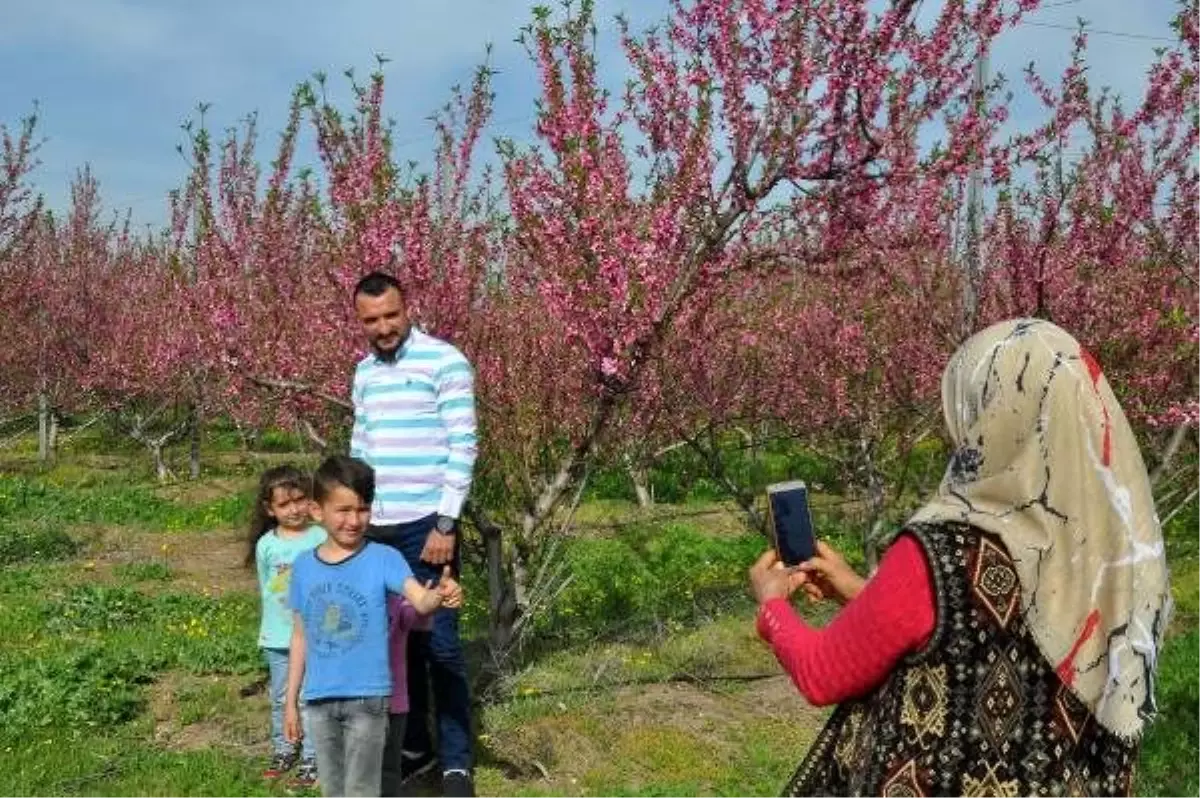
[[353, 271, 402, 300], [313, 455, 376, 506]]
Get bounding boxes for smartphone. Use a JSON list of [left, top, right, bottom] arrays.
[[766, 480, 816, 566]]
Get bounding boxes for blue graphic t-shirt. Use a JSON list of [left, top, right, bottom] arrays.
[[288, 541, 413, 701]]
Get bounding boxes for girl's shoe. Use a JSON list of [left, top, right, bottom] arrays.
[[263, 751, 298, 779], [291, 759, 318, 789]]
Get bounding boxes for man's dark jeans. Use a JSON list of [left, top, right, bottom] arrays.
[[368, 515, 472, 773]]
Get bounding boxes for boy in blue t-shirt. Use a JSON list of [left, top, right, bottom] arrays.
[[284, 455, 462, 798]]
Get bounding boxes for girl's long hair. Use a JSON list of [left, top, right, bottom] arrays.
[[245, 464, 311, 567]]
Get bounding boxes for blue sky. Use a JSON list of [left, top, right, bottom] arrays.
[[0, 0, 1182, 229]]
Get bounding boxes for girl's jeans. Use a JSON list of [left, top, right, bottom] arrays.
[[263, 647, 315, 761]]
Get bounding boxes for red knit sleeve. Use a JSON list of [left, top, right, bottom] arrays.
[[755, 533, 936, 706]]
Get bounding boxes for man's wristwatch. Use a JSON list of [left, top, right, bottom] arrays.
[[434, 515, 456, 535]]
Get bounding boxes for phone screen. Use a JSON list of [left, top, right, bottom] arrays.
[[767, 481, 816, 566]]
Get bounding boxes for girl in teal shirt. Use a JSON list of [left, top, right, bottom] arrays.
[[247, 465, 327, 787]]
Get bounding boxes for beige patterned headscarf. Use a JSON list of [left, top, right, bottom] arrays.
[[909, 318, 1171, 740]]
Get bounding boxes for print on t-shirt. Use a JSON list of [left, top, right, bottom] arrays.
[[267, 563, 291, 594], [306, 581, 370, 656]]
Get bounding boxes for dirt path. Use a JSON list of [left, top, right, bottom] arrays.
[[78, 525, 256, 595]]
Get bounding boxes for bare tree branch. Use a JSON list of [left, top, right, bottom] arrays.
[[1151, 421, 1194, 488], [247, 374, 353, 412]]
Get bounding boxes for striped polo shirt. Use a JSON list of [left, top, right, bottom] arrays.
[[349, 328, 478, 524]]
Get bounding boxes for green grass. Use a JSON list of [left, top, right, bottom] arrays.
[[505, 614, 777, 696], [0, 520, 79, 565], [1136, 628, 1199, 796], [1135, 486, 1199, 797], [0, 580, 260, 738], [0, 724, 288, 797], [0, 473, 251, 531], [476, 698, 815, 798], [0, 445, 1194, 796], [114, 561, 174, 582]]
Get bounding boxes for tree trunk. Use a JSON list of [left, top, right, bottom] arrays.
[[188, 401, 201, 479], [37, 392, 50, 463], [469, 393, 619, 679], [466, 503, 519, 685], [860, 437, 886, 573], [485, 530, 518, 659], [629, 462, 652, 508], [48, 411, 59, 454], [679, 426, 766, 533], [151, 441, 169, 482], [518, 389, 620, 551], [125, 409, 181, 484]]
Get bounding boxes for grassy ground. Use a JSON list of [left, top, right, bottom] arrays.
[[0, 442, 1195, 796]]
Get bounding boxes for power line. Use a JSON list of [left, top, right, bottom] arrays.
[[1023, 21, 1176, 43], [1034, 0, 1084, 8]]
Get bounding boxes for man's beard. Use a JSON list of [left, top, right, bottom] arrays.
[[372, 340, 400, 363], [371, 325, 409, 363]]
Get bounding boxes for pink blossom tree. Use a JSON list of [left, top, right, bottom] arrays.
[[0, 109, 47, 449], [980, 2, 1197, 444], [1, 0, 1193, 670], [488, 0, 1034, 600]]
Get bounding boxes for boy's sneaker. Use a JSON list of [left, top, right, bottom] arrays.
[[263, 751, 298, 779], [442, 770, 474, 797], [291, 758, 318, 789], [399, 750, 437, 781]]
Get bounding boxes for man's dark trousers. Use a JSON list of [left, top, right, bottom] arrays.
[[368, 515, 472, 773]]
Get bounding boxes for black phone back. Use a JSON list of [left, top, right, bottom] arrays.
[[767, 481, 816, 566]]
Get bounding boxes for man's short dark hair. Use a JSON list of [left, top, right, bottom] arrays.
[[313, 455, 376, 506], [353, 271, 402, 300]]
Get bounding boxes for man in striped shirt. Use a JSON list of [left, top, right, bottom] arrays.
[[350, 271, 478, 797]]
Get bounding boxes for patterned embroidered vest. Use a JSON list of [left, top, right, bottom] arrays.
[[786, 523, 1138, 797]]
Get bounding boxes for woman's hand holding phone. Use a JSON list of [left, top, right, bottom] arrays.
[[795, 540, 866, 605], [750, 540, 867, 607], [749, 549, 808, 604]]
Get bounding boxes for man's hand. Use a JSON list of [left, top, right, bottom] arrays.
[[420, 526, 456, 565], [436, 565, 463, 609]]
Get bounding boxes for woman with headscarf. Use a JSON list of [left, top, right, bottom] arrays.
[[749, 318, 1171, 796]]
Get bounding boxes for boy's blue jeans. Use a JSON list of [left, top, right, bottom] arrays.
[[264, 647, 315, 761], [368, 515, 472, 773], [307, 696, 390, 797]]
